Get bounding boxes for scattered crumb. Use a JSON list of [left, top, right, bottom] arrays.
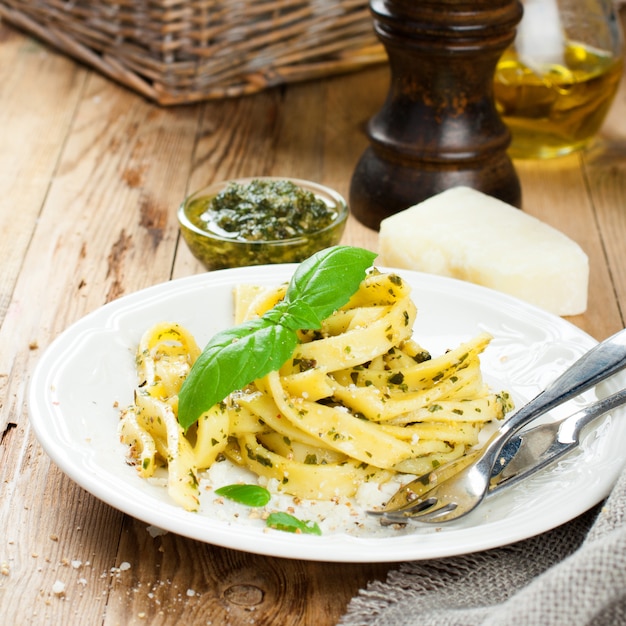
[[52, 580, 66, 596], [146, 525, 168, 538]]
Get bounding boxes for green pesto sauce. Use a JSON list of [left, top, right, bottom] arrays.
[[192, 179, 337, 242]]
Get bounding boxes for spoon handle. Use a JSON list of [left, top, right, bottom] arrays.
[[490, 386, 626, 494], [483, 327, 626, 465]]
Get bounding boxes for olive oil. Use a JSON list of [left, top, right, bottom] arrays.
[[494, 42, 622, 159]]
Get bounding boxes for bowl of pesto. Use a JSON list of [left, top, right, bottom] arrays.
[[178, 177, 349, 270]]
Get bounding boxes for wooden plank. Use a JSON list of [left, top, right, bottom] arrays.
[[0, 67, 201, 431], [0, 24, 87, 321], [102, 517, 390, 625], [0, 66, 202, 624], [583, 141, 626, 326], [1, 457, 122, 624], [172, 87, 288, 278], [581, 14, 626, 329], [318, 67, 388, 251]]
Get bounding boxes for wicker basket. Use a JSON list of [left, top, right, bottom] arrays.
[[0, 0, 386, 105]]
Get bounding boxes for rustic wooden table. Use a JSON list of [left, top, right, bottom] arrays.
[[1, 12, 625, 626]]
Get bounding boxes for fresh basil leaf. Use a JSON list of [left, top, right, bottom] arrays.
[[282, 246, 377, 328], [178, 318, 298, 429], [177, 246, 377, 429], [266, 512, 322, 535], [215, 484, 271, 507]]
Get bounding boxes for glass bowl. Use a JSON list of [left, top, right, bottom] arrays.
[[177, 177, 349, 270]]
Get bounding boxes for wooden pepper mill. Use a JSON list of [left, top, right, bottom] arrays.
[[350, 0, 523, 230]]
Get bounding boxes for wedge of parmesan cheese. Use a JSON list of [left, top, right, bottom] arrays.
[[378, 186, 588, 316]]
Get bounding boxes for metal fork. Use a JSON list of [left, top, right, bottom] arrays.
[[376, 326, 626, 524]]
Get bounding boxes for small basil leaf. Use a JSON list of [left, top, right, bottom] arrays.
[[266, 512, 322, 535], [215, 484, 271, 507], [178, 319, 298, 429]]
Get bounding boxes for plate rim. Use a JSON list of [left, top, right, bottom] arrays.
[[28, 264, 626, 562]]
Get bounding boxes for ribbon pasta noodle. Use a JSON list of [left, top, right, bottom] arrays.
[[119, 270, 513, 511]]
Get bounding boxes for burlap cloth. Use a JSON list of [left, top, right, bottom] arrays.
[[340, 465, 626, 626]]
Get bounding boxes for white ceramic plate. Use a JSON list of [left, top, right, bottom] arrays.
[[28, 265, 626, 562]]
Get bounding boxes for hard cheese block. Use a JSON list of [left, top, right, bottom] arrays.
[[378, 186, 588, 316]]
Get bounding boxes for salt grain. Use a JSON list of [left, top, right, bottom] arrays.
[[52, 580, 66, 596]]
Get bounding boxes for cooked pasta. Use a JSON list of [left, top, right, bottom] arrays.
[[119, 270, 513, 511]]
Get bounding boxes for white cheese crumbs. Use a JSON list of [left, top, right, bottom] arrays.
[[192, 461, 425, 537], [119, 561, 131, 571], [52, 580, 66, 596], [186, 589, 196, 597], [378, 186, 589, 316]]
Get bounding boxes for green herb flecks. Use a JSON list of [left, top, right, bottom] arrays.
[[266, 512, 322, 535], [214, 484, 271, 507], [177, 246, 377, 429]]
